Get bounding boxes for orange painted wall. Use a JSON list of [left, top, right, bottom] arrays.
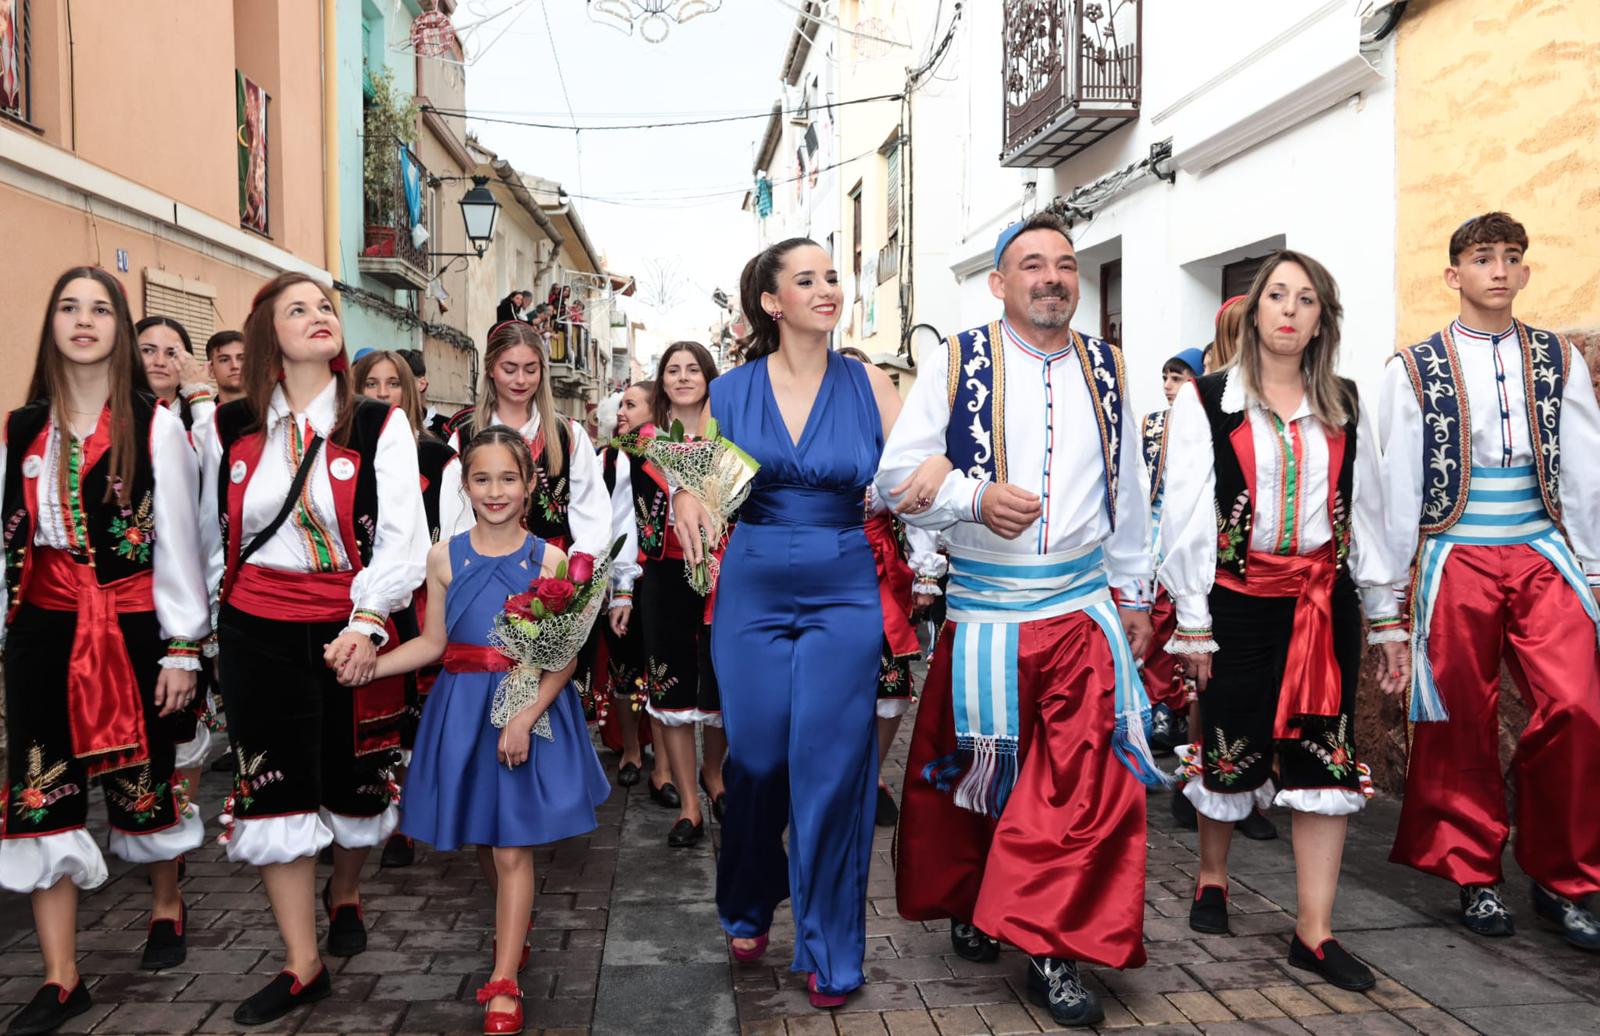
[[1395, 0, 1600, 343]]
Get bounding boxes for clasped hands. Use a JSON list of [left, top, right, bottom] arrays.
[[324, 632, 379, 687]]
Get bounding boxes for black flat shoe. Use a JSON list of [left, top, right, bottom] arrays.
[[1025, 957, 1103, 1027], [648, 780, 681, 810], [667, 817, 704, 848], [950, 919, 1000, 963], [698, 775, 727, 823], [1531, 882, 1600, 952], [1189, 885, 1230, 935], [380, 832, 415, 869], [323, 881, 367, 957], [1236, 808, 1279, 841], [875, 784, 899, 827], [1460, 884, 1514, 937], [617, 761, 642, 787], [1288, 935, 1375, 991], [232, 967, 330, 1026], [6, 980, 90, 1035], [141, 903, 187, 971], [1170, 785, 1197, 830]]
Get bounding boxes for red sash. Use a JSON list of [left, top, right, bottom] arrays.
[[230, 564, 355, 622], [25, 549, 153, 777], [1216, 544, 1340, 739], [443, 643, 514, 673], [864, 512, 920, 659]]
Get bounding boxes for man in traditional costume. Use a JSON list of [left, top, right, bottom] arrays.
[[1383, 211, 1600, 951], [880, 212, 1165, 1027]]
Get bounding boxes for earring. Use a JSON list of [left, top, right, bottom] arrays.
[[769, 310, 783, 321]]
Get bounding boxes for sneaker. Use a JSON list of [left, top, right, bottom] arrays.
[[5, 980, 90, 1036], [1459, 885, 1514, 937], [1170, 785, 1197, 831], [1287, 935, 1375, 991], [1148, 705, 1179, 756], [1025, 956, 1103, 1027], [875, 784, 899, 827], [1531, 883, 1600, 952], [1236, 808, 1279, 841], [1189, 885, 1230, 935], [232, 967, 330, 1026], [949, 919, 1000, 963]]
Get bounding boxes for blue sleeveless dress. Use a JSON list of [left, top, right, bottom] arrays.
[[710, 351, 884, 996], [400, 532, 610, 850]]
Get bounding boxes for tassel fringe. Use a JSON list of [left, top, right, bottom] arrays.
[[1114, 709, 1172, 789]]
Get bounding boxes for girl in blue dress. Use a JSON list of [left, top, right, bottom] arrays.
[[359, 426, 610, 1036], [674, 239, 948, 1007]]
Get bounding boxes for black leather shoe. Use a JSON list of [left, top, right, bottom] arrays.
[[875, 784, 899, 828], [667, 818, 704, 848], [950, 920, 1000, 963], [380, 832, 415, 869], [1531, 882, 1600, 951], [698, 775, 727, 823], [1460, 885, 1514, 937], [323, 881, 367, 957], [617, 761, 642, 787], [1025, 957, 1103, 1027], [232, 967, 330, 1026], [1288, 935, 1375, 991], [1170, 785, 1198, 830], [1236, 808, 1279, 841], [1189, 885, 1230, 935], [140, 903, 187, 970], [6, 980, 90, 1035], [648, 780, 681, 810]]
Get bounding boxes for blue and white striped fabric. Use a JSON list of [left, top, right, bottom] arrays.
[[935, 544, 1167, 816], [1409, 467, 1600, 722]]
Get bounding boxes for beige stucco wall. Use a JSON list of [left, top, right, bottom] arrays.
[[1395, 0, 1600, 343]]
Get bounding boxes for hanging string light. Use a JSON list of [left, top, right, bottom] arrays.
[[586, 1, 722, 44]]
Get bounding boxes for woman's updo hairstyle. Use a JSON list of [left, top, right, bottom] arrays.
[[737, 237, 817, 361]]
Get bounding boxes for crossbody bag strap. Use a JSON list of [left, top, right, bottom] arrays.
[[238, 435, 324, 568]]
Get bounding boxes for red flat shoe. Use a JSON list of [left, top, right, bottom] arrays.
[[517, 919, 534, 973], [807, 973, 847, 1009], [476, 978, 524, 1035], [729, 932, 768, 963]]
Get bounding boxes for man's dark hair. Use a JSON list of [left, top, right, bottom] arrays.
[[998, 210, 1073, 268], [1162, 358, 1194, 377], [203, 329, 244, 360], [1449, 211, 1529, 265], [398, 348, 426, 379]]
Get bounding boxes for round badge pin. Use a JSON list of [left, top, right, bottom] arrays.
[[330, 457, 356, 481], [21, 455, 42, 479], [230, 460, 248, 484]]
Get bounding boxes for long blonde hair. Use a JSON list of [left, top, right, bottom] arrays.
[[1235, 250, 1350, 428], [474, 321, 563, 477]]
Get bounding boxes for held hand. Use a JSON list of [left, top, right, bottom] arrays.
[[497, 714, 533, 768], [911, 591, 938, 615], [610, 603, 632, 637], [672, 491, 716, 567], [326, 633, 378, 686], [1180, 651, 1213, 693], [890, 456, 953, 515], [978, 483, 1043, 539], [153, 667, 198, 718], [1377, 639, 1411, 697], [1119, 608, 1153, 659]]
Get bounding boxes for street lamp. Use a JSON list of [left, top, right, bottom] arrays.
[[430, 176, 501, 261]]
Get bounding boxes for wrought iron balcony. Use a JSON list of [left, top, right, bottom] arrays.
[[358, 139, 432, 291], [1001, 0, 1141, 167]]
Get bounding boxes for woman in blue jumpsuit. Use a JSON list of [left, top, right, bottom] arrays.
[[674, 239, 944, 1004]]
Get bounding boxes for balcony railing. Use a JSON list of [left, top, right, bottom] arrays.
[[1001, 0, 1141, 168], [358, 139, 431, 290]]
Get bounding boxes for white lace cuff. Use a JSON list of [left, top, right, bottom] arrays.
[[1367, 628, 1410, 645]]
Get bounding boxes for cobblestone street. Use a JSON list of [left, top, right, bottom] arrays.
[[1, 711, 1596, 1035]]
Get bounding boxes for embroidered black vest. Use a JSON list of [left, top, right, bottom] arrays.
[[417, 438, 456, 543], [1192, 374, 1358, 581], [1141, 410, 1168, 505], [943, 321, 1126, 529], [1396, 320, 1567, 536], [450, 411, 574, 544], [4, 395, 160, 616]]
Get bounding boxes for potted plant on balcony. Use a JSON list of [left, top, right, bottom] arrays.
[[362, 66, 419, 258]]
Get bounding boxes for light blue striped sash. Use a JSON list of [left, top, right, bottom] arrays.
[[1409, 469, 1599, 721], [936, 544, 1166, 816]]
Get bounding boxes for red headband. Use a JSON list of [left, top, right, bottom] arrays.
[[1216, 294, 1247, 322]]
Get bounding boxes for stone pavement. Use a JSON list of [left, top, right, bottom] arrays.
[[2, 711, 1596, 1034]]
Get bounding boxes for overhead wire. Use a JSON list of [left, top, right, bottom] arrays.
[[422, 92, 904, 132]]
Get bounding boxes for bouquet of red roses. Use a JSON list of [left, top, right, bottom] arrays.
[[488, 537, 624, 736]]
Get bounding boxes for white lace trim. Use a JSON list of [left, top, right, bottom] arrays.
[[0, 829, 108, 892], [158, 655, 203, 672], [224, 812, 335, 867], [1366, 628, 1410, 645], [108, 810, 204, 864], [1164, 638, 1219, 655], [321, 804, 399, 850], [1183, 778, 1275, 823], [1273, 786, 1366, 817]]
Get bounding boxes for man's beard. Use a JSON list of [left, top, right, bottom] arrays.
[[1028, 291, 1072, 328]]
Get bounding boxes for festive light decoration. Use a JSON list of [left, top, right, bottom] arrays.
[[587, 0, 722, 44]]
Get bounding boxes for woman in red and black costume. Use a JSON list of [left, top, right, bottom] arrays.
[[352, 348, 465, 869], [0, 267, 210, 1035], [199, 274, 428, 1027]]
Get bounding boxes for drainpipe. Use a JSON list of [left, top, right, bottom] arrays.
[[322, 0, 341, 282]]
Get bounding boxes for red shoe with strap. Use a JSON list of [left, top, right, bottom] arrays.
[[476, 978, 524, 1035]]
